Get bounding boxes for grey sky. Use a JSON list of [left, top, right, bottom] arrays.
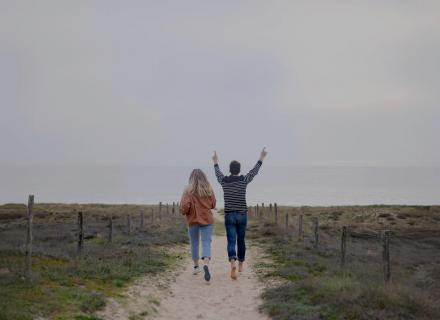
[[1, 1, 439, 167]]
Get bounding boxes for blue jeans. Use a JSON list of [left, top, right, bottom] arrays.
[[224, 212, 247, 262], [188, 224, 213, 260]]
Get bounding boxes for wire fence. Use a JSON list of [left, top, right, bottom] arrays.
[[248, 202, 440, 285], [0, 195, 184, 280]]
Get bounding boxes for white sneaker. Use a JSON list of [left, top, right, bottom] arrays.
[[192, 266, 201, 275]]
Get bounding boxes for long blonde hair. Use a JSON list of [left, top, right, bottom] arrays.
[[185, 169, 214, 197]]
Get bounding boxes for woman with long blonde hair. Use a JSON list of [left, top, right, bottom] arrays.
[[180, 169, 216, 282]]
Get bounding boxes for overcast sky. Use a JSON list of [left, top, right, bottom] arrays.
[[1, 1, 439, 167]]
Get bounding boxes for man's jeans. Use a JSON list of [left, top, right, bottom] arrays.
[[188, 224, 213, 260], [224, 212, 247, 262]]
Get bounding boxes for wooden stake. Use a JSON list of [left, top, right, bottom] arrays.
[[274, 203, 278, 225], [151, 208, 154, 224], [172, 202, 175, 215], [313, 217, 319, 249], [382, 230, 391, 282], [140, 210, 144, 229], [298, 214, 303, 240], [77, 211, 84, 254], [159, 202, 162, 213], [108, 215, 113, 243], [25, 194, 34, 279], [127, 214, 132, 234], [341, 226, 347, 267], [285, 213, 289, 232]]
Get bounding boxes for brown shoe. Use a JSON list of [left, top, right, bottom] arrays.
[[230, 266, 238, 280]]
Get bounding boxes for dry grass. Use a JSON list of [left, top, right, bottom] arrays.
[[249, 205, 440, 320], [0, 203, 187, 320]]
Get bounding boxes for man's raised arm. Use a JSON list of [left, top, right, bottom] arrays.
[[212, 151, 224, 184], [244, 147, 268, 184]]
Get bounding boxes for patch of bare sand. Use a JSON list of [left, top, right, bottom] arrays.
[[153, 235, 269, 320], [97, 247, 186, 320]]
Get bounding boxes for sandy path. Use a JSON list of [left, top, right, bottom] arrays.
[[99, 212, 269, 320], [154, 232, 269, 320]]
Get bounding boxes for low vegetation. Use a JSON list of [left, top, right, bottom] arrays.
[[0, 203, 187, 320], [249, 205, 440, 320]]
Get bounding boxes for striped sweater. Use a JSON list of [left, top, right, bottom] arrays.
[[214, 160, 263, 213]]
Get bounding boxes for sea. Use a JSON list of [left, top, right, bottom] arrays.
[[0, 165, 439, 206]]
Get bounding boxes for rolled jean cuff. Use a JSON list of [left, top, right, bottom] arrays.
[[238, 258, 245, 262], [229, 256, 238, 262]]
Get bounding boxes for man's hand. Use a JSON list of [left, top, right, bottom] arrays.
[[259, 147, 268, 162], [212, 151, 219, 164]]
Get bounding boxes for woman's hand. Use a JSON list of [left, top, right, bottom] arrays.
[[212, 151, 219, 164]]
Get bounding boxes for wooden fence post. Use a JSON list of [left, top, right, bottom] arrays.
[[274, 203, 278, 225], [269, 203, 273, 214], [382, 230, 391, 282], [159, 202, 162, 213], [313, 217, 319, 249], [172, 202, 175, 215], [77, 211, 84, 254], [341, 226, 347, 267], [108, 215, 113, 243], [256, 204, 259, 218], [127, 214, 132, 234], [140, 210, 144, 229], [298, 214, 303, 240], [285, 213, 289, 232], [166, 203, 169, 215], [151, 208, 154, 224], [25, 194, 34, 279]]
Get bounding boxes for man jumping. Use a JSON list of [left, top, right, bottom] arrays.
[[212, 147, 268, 280]]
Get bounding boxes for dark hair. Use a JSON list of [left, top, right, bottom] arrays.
[[229, 160, 241, 175]]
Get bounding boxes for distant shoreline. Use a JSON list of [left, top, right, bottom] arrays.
[[0, 202, 438, 208]]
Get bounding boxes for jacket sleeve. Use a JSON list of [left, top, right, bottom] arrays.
[[244, 160, 263, 184], [180, 192, 191, 216], [214, 164, 224, 184], [211, 194, 216, 209]]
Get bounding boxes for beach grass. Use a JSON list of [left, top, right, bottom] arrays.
[[0, 203, 187, 320], [249, 205, 440, 320]]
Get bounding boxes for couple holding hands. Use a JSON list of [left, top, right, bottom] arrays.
[[180, 148, 268, 282]]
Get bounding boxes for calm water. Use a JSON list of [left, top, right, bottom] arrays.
[[0, 165, 439, 206]]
